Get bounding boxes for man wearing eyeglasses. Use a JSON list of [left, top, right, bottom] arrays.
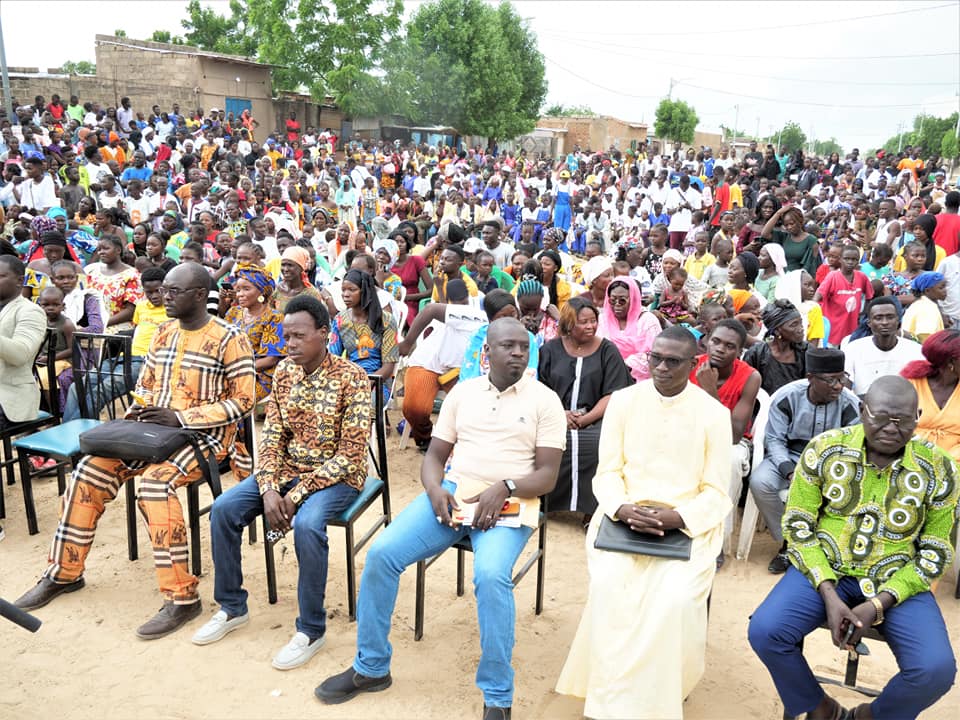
[[750, 375, 958, 720], [749, 347, 860, 574], [14, 264, 256, 640], [555, 326, 732, 719]]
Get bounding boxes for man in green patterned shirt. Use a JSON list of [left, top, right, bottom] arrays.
[[749, 376, 958, 720]]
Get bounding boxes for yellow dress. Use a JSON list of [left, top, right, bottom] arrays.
[[908, 377, 960, 461], [555, 381, 732, 719]]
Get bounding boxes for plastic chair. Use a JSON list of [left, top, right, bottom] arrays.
[[12, 333, 133, 537], [413, 497, 548, 641], [736, 388, 773, 561], [261, 375, 392, 620], [0, 330, 60, 527]]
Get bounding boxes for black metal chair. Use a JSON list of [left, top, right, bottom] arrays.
[[781, 624, 887, 720], [262, 375, 392, 620], [413, 497, 548, 641], [12, 333, 132, 537], [0, 329, 61, 523]]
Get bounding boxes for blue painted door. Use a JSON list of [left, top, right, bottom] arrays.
[[225, 97, 252, 117]]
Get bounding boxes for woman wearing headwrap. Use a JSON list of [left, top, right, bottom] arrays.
[[370, 216, 391, 242], [597, 277, 662, 381], [334, 176, 358, 230], [901, 329, 960, 461], [224, 264, 286, 400], [902, 271, 947, 341], [754, 243, 787, 303], [539, 248, 571, 311], [329, 268, 398, 401], [743, 299, 810, 395], [775, 269, 825, 345], [652, 248, 707, 309], [579, 255, 615, 305], [893, 213, 944, 273], [274, 245, 323, 313], [372, 237, 404, 302]]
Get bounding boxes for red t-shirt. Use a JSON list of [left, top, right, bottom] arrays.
[[818, 269, 874, 345], [933, 212, 960, 257], [285, 119, 300, 143], [711, 183, 731, 226]]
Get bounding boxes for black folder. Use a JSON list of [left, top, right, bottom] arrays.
[[594, 515, 692, 561]]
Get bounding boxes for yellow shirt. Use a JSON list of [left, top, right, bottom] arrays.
[[131, 300, 171, 357], [902, 295, 944, 341], [432, 374, 566, 528], [729, 184, 743, 209], [684, 252, 716, 280], [892, 244, 945, 272], [431, 270, 479, 302]]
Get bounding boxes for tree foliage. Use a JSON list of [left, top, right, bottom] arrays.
[[59, 60, 96, 75], [150, 30, 185, 45], [114, 29, 127, 38], [383, 0, 547, 140], [653, 99, 698, 144], [881, 112, 959, 157], [942, 130, 959, 162], [813, 138, 843, 157], [775, 122, 807, 154], [173, 0, 401, 117], [544, 104, 596, 118]]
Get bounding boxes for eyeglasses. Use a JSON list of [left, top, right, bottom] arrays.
[[646, 352, 693, 370], [811, 373, 849, 388], [608, 295, 629, 305], [863, 403, 919, 429], [159, 286, 205, 298]]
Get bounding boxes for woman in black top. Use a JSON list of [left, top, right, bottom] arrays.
[[742, 299, 808, 396]]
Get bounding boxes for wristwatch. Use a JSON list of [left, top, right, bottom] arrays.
[[503, 478, 517, 494]]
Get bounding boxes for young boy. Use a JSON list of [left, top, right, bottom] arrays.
[[36, 285, 75, 406], [684, 230, 716, 281], [649, 202, 669, 226], [701, 236, 733, 289], [814, 244, 874, 346], [860, 242, 893, 282]]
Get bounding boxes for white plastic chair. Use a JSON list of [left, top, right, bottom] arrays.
[[736, 387, 772, 561]]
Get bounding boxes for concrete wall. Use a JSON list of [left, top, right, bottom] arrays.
[[536, 115, 647, 154]]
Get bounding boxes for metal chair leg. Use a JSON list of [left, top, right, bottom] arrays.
[[344, 524, 357, 621], [125, 477, 138, 561], [414, 560, 426, 641], [263, 515, 278, 604], [456, 547, 466, 597], [248, 519, 258, 544], [3, 436, 15, 486], [187, 483, 202, 577], [18, 452, 38, 535], [535, 521, 547, 615]]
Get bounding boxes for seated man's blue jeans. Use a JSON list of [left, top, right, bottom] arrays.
[[353, 480, 533, 708], [209, 474, 359, 640], [748, 566, 956, 720], [61, 356, 144, 422]]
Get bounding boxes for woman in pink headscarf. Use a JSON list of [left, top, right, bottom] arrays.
[[274, 245, 324, 312], [597, 277, 663, 381]]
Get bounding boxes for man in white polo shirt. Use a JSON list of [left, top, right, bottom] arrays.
[[317, 318, 565, 720], [843, 297, 923, 396]]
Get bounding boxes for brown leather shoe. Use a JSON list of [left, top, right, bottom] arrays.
[[14, 577, 85, 611], [135, 600, 202, 640]]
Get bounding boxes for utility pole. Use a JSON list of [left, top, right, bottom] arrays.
[[755, 116, 760, 142], [668, 78, 676, 100], [897, 121, 905, 152], [0, 9, 14, 123]]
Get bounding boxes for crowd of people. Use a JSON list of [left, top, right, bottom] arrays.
[[1, 91, 958, 720]]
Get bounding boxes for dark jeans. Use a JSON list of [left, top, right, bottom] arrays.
[[209, 474, 358, 639], [61, 356, 144, 422]]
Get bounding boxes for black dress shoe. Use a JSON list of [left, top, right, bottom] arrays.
[[483, 706, 511, 720], [14, 577, 85, 610], [768, 552, 790, 574], [135, 600, 202, 640], [315, 666, 392, 704]]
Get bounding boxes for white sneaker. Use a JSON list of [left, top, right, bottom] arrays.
[[191, 609, 249, 645], [271, 631, 325, 670]]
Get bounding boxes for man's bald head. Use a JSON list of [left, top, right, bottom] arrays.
[[864, 376, 918, 416], [168, 261, 209, 289], [487, 316, 526, 345], [486, 317, 530, 387]]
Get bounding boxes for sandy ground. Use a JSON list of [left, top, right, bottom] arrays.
[[1, 438, 959, 720]]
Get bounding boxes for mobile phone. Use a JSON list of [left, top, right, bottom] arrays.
[[843, 622, 856, 646], [220, 280, 233, 290]]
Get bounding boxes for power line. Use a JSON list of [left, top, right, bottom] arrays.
[[538, 30, 959, 61], [542, 55, 662, 100], [673, 81, 960, 110], [536, 2, 957, 38], [540, 34, 958, 88]]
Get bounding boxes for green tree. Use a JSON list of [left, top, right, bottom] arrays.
[[149, 30, 184, 44], [653, 98, 698, 144], [775, 122, 807, 154], [59, 60, 96, 75], [180, 0, 257, 56], [881, 112, 959, 157], [544, 104, 596, 117], [384, 0, 547, 140], [942, 130, 959, 163], [814, 138, 843, 157]]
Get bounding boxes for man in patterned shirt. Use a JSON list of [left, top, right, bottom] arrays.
[[749, 376, 958, 720], [193, 294, 372, 670], [14, 264, 256, 640]]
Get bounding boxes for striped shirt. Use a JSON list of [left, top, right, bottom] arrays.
[[133, 316, 256, 475]]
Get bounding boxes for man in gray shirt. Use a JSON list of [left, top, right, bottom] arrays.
[[749, 348, 860, 574]]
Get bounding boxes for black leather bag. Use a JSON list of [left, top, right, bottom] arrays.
[[594, 515, 692, 561], [79, 419, 198, 464]]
